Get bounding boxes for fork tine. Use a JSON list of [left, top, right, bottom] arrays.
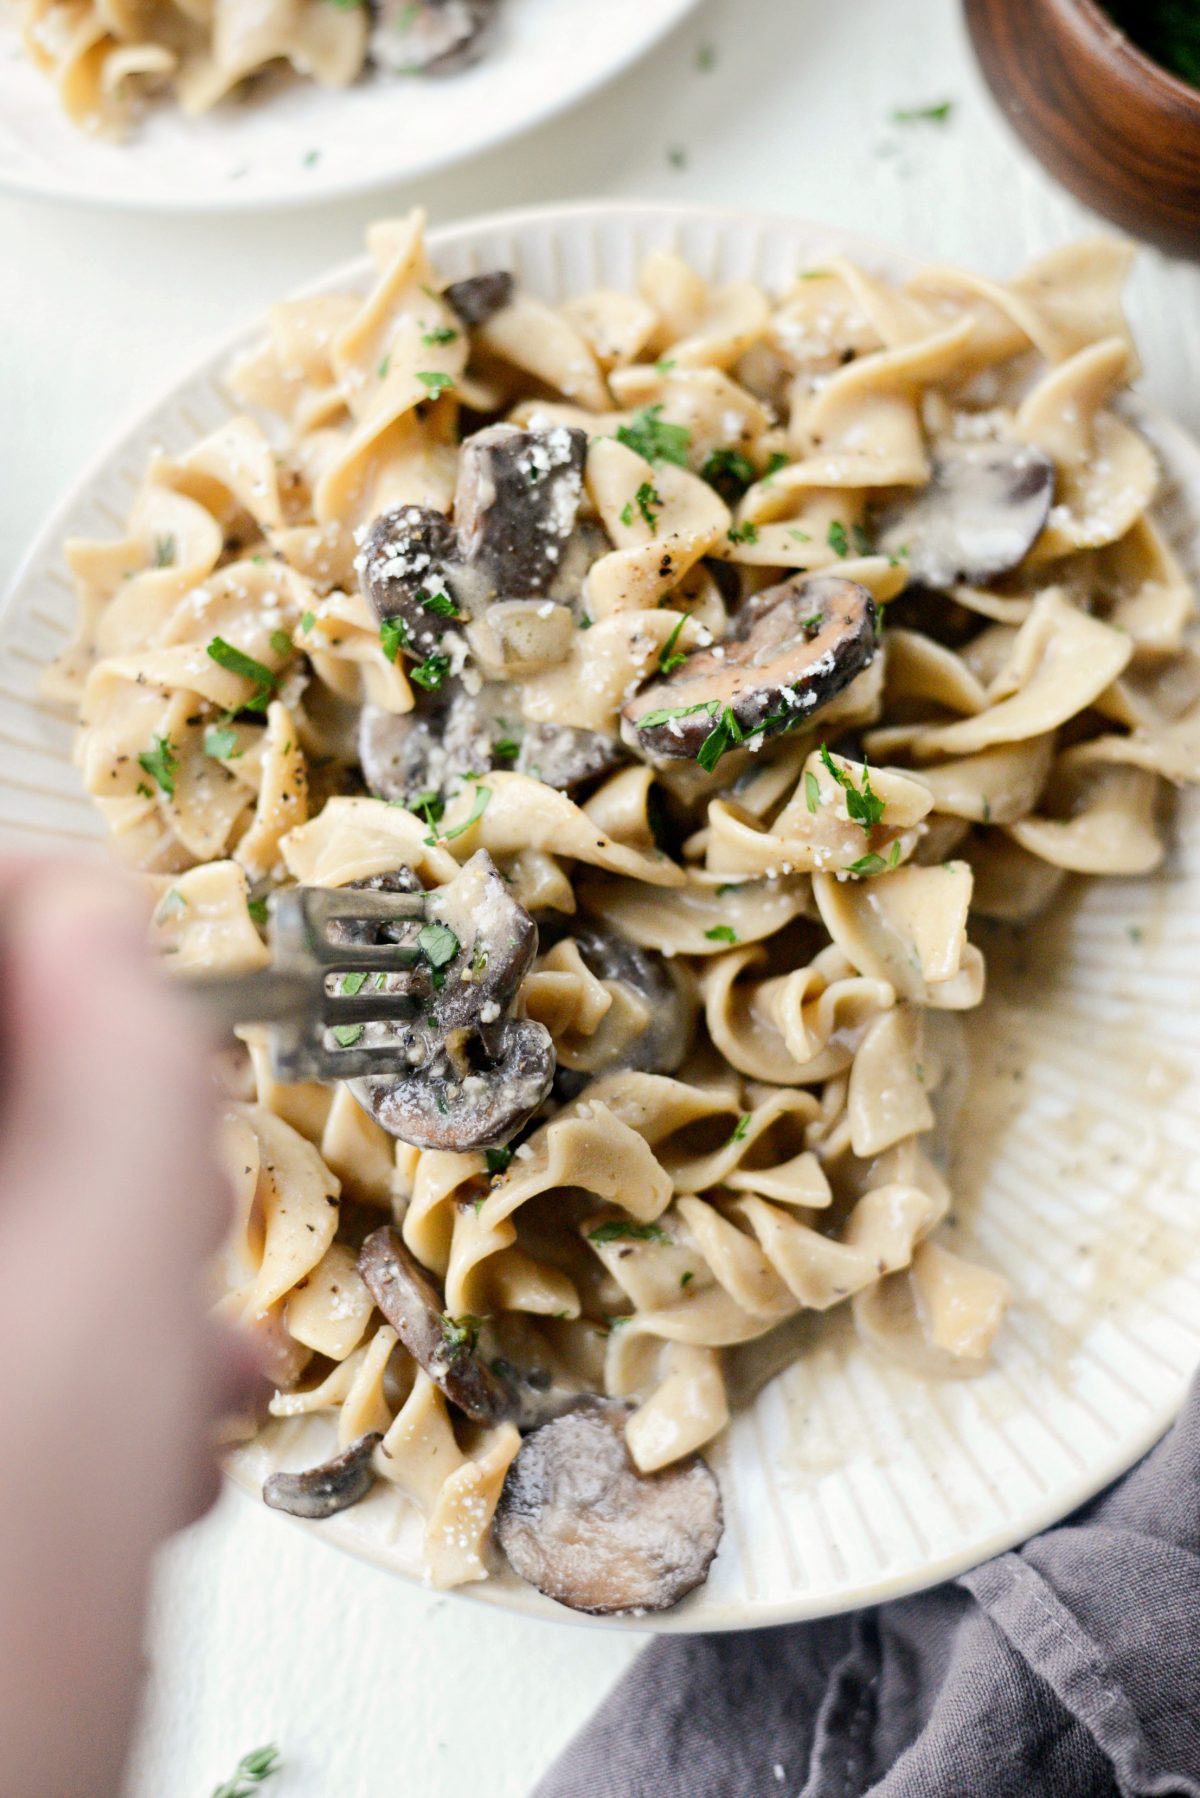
[[320, 992, 424, 1026]]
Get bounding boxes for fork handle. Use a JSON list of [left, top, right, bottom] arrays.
[[176, 967, 316, 1034]]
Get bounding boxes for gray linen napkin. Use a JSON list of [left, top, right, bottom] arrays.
[[533, 1375, 1200, 1798]]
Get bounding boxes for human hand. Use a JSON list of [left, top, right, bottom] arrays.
[[0, 863, 258, 1797]]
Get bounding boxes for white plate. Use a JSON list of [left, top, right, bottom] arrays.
[[0, 0, 701, 213], [5, 201, 1199, 1632]]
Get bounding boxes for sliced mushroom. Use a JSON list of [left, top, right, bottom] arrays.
[[370, 0, 494, 74], [444, 270, 515, 329], [494, 1398, 723, 1614], [357, 505, 481, 657], [622, 575, 879, 763], [874, 441, 1056, 589], [556, 922, 697, 1095], [358, 689, 624, 805], [359, 1226, 513, 1424], [455, 424, 589, 599], [262, 1432, 382, 1520], [346, 851, 555, 1151]]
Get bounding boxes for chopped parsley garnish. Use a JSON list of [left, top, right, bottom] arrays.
[[153, 533, 177, 568], [485, 1147, 513, 1176], [588, 1221, 672, 1245], [727, 521, 759, 546], [379, 616, 411, 662], [206, 637, 276, 710], [727, 1113, 752, 1146], [300, 610, 316, 633], [635, 481, 663, 526], [492, 736, 520, 762], [211, 1743, 281, 1798], [440, 1314, 483, 1360], [680, 1270, 695, 1289], [697, 704, 744, 773], [417, 588, 461, 619], [788, 528, 812, 543], [847, 841, 902, 877], [819, 744, 886, 833], [704, 924, 739, 944], [616, 404, 691, 467], [801, 611, 825, 634], [764, 451, 789, 479], [892, 99, 954, 124], [655, 357, 677, 374], [658, 612, 690, 675], [702, 447, 756, 505], [578, 613, 594, 630], [827, 520, 850, 558], [805, 769, 821, 814], [340, 971, 369, 997], [270, 628, 293, 657], [377, 354, 392, 381], [247, 896, 270, 926], [636, 697, 722, 732], [416, 370, 455, 399], [851, 523, 873, 556], [204, 723, 241, 761], [425, 781, 492, 845], [137, 735, 178, 799], [417, 921, 460, 984], [409, 653, 451, 692], [421, 325, 459, 346], [410, 789, 444, 833], [155, 888, 188, 924], [333, 1024, 365, 1048]]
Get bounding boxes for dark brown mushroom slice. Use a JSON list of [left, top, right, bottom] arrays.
[[359, 1226, 513, 1424], [358, 691, 624, 805], [555, 922, 697, 1098], [358, 1016, 555, 1151], [515, 722, 626, 793], [621, 574, 879, 763], [370, 0, 494, 75], [357, 504, 477, 659], [346, 851, 556, 1150], [494, 1399, 723, 1615], [262, 1432, 382, 1520], [455, 424, 589, 598], [443, 270, 515, 329], [873, 441, 1056, 589]]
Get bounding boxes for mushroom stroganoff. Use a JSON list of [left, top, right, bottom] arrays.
[[44, 214, 1200, 1612], [17, 0, 498, 137]]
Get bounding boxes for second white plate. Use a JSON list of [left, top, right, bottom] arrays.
[[4, 202, 1199, 1630], [0, 0, 701, 212]]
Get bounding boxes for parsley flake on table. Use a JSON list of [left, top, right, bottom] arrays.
[[211, 1743, 281, 1798], [892, 99, 954, 124]]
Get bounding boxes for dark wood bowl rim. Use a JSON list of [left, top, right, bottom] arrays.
[[1069, 0, 1200, 111]]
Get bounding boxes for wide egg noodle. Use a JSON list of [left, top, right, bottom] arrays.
[[45, 210, 1200, 1589]]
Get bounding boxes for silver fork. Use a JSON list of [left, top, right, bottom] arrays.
[[181, 886, 429, 1082]]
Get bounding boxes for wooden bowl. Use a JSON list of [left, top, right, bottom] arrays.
[[964, 0, 1200, 258]]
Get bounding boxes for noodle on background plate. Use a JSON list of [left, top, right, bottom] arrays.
[[17, 0, 496, 137], [42, 210, 1200, 1599]]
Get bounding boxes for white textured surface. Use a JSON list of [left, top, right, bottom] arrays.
[[1, 0, 1200, 1793]]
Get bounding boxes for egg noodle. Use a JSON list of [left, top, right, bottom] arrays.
[[44, 213, 1200, 1596], [16, 1, 491, 135]]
